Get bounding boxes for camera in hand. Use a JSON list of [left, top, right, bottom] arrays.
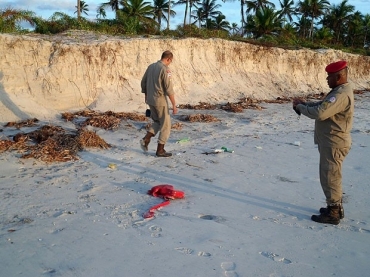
[[145, 109, 151, 117]]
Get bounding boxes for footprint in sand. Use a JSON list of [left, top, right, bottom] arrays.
[[198, 251, 211, 257], [260, 251, 292, 264], [175, 247, 194, 254], [199, 214, 226, 223], [149, 225, 162, 237], [221, 262, 239, 277]]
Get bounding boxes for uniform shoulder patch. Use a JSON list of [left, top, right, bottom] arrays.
[[328, 96, 336, 103]]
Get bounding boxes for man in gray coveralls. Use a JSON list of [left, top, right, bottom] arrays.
[[293, 60, 354, 225], [140, 50, 178, 157]]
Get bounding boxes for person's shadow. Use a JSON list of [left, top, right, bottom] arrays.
[[0, 72, 29, 122]]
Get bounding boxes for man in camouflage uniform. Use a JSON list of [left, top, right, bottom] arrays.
[[140, 50, 178, 157], [293, 60, 354, 225]]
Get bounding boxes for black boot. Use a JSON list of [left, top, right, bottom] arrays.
[[140, 132, 154, 152], [319, 203, 344, 219], [156, 143, 172, 157], [312, 205, 341, 225]]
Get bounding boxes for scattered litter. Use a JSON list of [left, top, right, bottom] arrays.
[[221, 146, 234, 153], [176, 137, 190, 143], [108, 163, 117, 169], [293, 141, 301, 146], [255, 146, 263, 149], [143, 184, 185, 219]]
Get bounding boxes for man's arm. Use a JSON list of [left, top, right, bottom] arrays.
[[168, 94, 178, 114]]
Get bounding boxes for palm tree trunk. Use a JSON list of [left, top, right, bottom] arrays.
[[241, 0, 245, 34], [184, 0, 189, 27], [77, 0, 81, 20], [167, 0, 171, 30]]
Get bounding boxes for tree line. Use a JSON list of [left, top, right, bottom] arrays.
[[1, 0, 369, 55]]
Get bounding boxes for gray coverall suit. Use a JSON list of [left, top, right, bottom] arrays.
[[141, 60, 175, 145], [297, 82, 354, 205]]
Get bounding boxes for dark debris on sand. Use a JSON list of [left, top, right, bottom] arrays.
[[1, 110, 151, 162]]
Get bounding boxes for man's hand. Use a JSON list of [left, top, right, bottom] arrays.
[[172, 106, 178, 115], [293, 105, 301, 116], [292, 98, 304, 116]]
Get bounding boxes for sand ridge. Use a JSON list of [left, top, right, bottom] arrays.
[[0, 31, 369, 122]]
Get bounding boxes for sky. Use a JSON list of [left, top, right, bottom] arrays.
[[2, 0, 370, 29]]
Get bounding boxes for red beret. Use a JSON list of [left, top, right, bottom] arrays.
[[325, 60, 347, 73]]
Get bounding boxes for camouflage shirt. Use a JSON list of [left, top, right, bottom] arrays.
[[141, 60, 174, 107], [297, 83, 354, 148]]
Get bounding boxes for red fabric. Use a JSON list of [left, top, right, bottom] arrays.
[[143, 185, 185, 219], [325, 60, 347, 73]]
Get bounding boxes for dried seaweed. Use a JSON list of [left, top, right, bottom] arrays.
[[171, 122, 183, 130], [178, 102, 218, 110], [22, 136, 79, 162], [0, 139, 28, 153], [81, 115, 121, 130], [77, 129, 110, 149], [4, 118, 39, 129], [1, 118, 110, 162], [27, 125, 66, 143], [221, 97, 264, 113], [62, 110, 147, 129], [354, 88, 370, 95], [178, 114, 219, 123]]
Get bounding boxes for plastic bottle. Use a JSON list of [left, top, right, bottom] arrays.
[[221, 146, 234, 153]]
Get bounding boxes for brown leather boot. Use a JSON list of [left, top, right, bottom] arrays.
[[312, 204, 341, 225], [319, 203, 344, 219], [140, 132, 154, 152], [156, 143, 172, 157]]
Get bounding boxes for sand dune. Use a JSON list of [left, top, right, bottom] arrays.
[[1, 31, 369, 122]]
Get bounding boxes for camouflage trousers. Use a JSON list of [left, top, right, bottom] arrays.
[[318, 145, 350, 205], [147, 105, 171, 145]]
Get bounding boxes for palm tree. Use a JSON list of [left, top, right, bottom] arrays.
[[321, 0, 354, 43], [295, 0, 310, 38], [75, 0, 89, 17], [0, 8, 35, 33], [244, 6, 282, 38], [240, 0, 246, 34], [189, 0, 201, 25], [347, 11, 363, 47], [98, 0, 121, 19], [121, 0, 155, 23], [296, 0, 330, 40], [221, 0, 246, 36], [314, 26, 333, 43], [278, 0, 296, 25], [208, 13, 230, 31], [363, 14, 370, 47], [198, 0, 221, 28], [280, 22, 298, 39], [294, 14, 310, 38], [153, 0, 176, 30], [191, 6, 204, 28], [96, 6, 107, 18], [246, 0, 275, 14], [77, 0, 81, 19], [308, 0, 330, 39], [175, 0, 201, 26], [230, 22, 240, 35], [173, 0, 188, 27]]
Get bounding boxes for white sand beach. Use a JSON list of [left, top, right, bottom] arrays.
[[1, 33, 370, 276]]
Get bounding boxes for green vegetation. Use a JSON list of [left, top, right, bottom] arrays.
[[1, 0, 369, 56]]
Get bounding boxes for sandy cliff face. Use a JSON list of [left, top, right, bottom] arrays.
[[0, 32, 369, 122]]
